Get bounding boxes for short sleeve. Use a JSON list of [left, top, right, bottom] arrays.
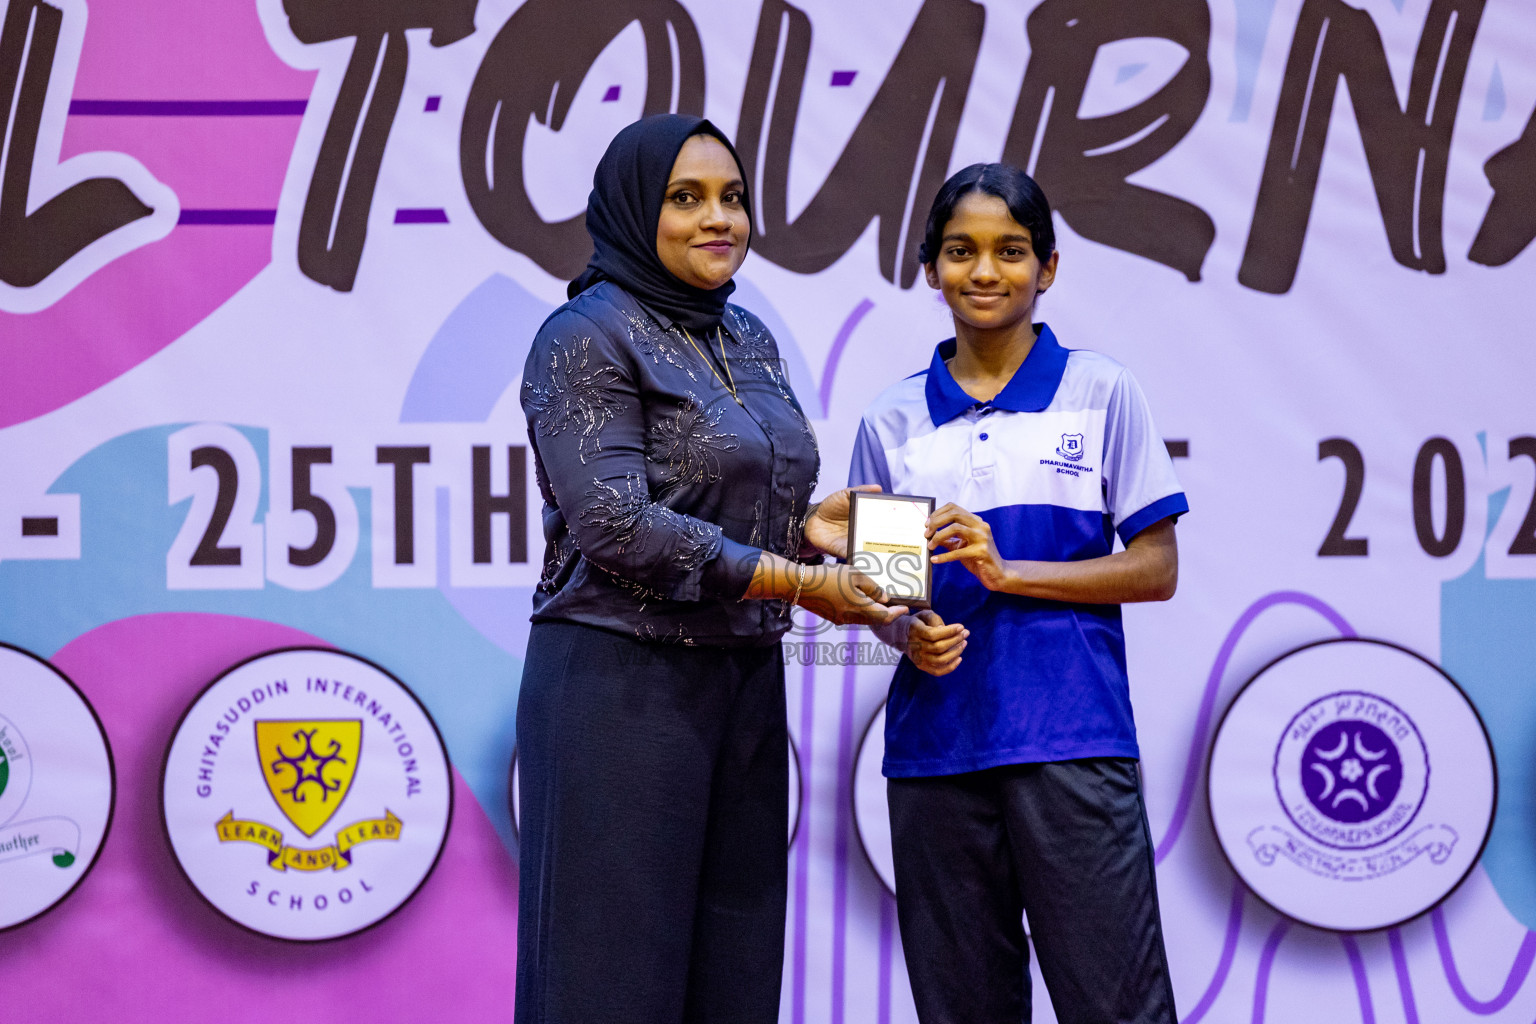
[[848, 417, 894, 490], [1103, 368, 1189, 543]]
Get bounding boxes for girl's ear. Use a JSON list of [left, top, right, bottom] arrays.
[[1037, 250, 1059, 293], [924, 262, 940, 290]]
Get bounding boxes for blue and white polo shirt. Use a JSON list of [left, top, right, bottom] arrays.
[[849, 324, 1187, 777]]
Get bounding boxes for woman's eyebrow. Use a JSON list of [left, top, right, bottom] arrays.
[[666, 177, 746, 191]]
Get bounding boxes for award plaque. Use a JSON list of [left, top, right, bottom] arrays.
[[847, 491, 935, 609]]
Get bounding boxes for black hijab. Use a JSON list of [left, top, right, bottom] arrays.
[[569, 114, 753, 333]]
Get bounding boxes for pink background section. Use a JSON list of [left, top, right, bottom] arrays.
[[0, 614, 517, 1022], [0, 0, 313, 427], [69, 0, 299, 99]]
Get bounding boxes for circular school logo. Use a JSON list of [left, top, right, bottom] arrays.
[[0, 643, 115, 932], [1276, 692, 1428, 850], [161, 648, 452, 941], [1209, 639, 1494, 931]]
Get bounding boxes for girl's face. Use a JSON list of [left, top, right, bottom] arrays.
[[656, 134, 750, 291], [924, 192, 1057, 334]]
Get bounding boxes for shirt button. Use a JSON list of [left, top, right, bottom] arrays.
[[979, 432, 989, 441]]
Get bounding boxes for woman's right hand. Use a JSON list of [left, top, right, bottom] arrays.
[[797, 563, 909, 627]]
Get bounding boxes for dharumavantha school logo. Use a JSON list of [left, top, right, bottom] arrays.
[[161, 648, 452, 941], [0, 643, 115, 933], [1056, 433, 1085, 461], [1208, 638, 1494, 931]]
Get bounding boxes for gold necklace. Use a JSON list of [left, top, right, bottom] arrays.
[[681, 326, 742, 406]]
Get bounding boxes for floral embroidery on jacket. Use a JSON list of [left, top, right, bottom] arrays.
[[578, 473, 718, 575], [624, 308, 697, 379], [647, 395, 740, 490], [524, 336, 625, 463]]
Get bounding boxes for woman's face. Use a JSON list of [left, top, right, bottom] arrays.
[[924, 191, 1058, 334], [656, 134, 750, 291]]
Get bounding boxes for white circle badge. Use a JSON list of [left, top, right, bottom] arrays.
[[162, 648, 452, 941], [0, 643, 115, 932], [1209, 638, 1495, 931]]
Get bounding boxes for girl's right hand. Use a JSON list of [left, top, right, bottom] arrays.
[[905, 610, 968, 675], [798, 564, 909, 626]]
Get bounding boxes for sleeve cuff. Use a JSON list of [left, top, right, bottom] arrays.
[[698, 535, 764, 599], [1117, 493, 1189, 544]]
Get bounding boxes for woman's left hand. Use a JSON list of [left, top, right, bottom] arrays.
[[928, 503, 1011, 591], [803, 485, 883, 560]]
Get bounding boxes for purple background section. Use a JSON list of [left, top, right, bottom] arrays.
[[1156, 591, 1356, 864], [395, 209, 450, 224], [1432, 907, 1536, 1013], [400, 274, 555, 424], [179, 210, 278, 225], [68, 99, 307, 115]]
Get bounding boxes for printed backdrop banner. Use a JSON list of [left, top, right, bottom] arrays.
[[1, 0, 1534, 1019]]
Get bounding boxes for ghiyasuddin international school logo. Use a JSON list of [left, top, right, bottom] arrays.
[[215, 719, 402, 872], [0, 644, 114, 932], [1209, 639, 1495, 932], [1056, 433, 1085, 461], [162, 648, 451, 942]]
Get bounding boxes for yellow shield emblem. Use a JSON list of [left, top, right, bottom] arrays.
[[255, 720, 362, 837]]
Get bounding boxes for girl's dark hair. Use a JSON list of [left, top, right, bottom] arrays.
[[917, 163, 1054, 265]]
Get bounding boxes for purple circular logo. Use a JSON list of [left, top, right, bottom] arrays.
[[1300, 720, 1402, 823], [1275, 690, 1430, 850]]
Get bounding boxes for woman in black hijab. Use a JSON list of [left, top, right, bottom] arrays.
[[516, 115, 902, 1022]]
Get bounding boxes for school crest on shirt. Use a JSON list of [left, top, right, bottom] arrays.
[[1207, 638, 1494, 931], [1040, 430, 1095, 479]]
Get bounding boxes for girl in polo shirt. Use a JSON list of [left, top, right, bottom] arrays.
[[849, 163, 1187, 1024]]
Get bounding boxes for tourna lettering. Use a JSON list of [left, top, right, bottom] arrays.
[[419, 0, 1536, 292], [1001, 0, 1215, 282], [463, 0, 706, 281], [281, 0, 478, 292], [1239, 0, 1485, 293], [7, 0, 1531, 300], [736, 0, 983, 288]]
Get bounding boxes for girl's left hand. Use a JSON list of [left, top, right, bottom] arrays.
[[928, 503, 1010, 591], [802, 485, 883, 560]]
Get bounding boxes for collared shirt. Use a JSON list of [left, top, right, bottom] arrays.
[[523, 281, 820, 647], [850, 323, 1188, 775]]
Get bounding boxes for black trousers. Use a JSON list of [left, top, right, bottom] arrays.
[[888, 759, 1178, 1024], [514, 622, 788, 1024]]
